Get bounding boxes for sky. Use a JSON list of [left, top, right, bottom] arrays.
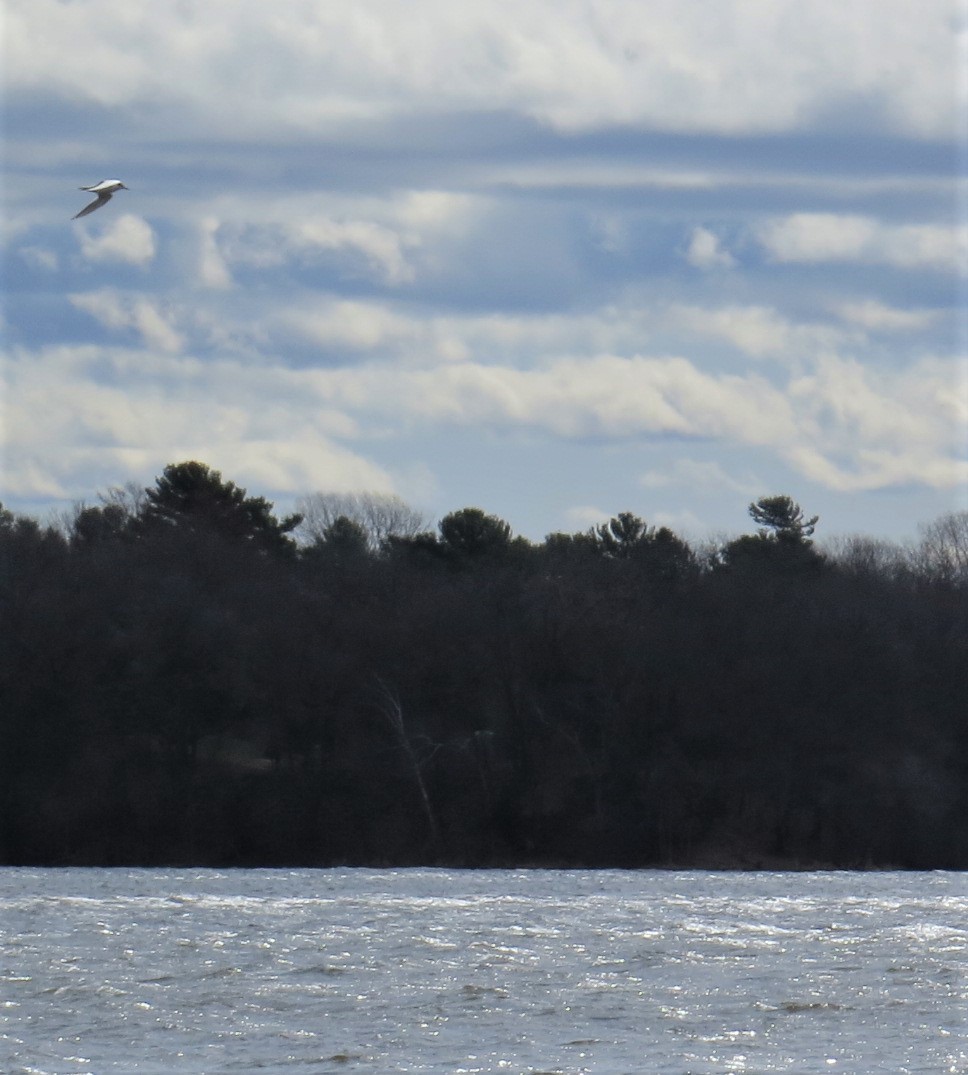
[[2, 0, 967, 545]]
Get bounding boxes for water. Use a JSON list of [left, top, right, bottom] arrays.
[[1, 869, 965, 1074]]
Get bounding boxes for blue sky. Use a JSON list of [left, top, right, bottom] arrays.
[[3, 0, 966, 543]]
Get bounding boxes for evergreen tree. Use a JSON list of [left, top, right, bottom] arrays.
[[748, 495, 818, 544], [720, 495, 822, 572], [139, 461, 301, 555], [438, 507, 512, 560]]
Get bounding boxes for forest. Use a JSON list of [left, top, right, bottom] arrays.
[[1, 460, 966, 870]]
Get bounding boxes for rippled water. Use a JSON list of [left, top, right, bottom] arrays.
[[1, 868, 965, 1074]]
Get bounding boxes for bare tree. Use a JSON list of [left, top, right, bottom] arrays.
[[913, 510, 968, 582], [822, 534, 909, 580], [297, 492, 427, 551], [99, 481, 149, 516], [56, 481, 149, 539], [371, 679, 440, 851]]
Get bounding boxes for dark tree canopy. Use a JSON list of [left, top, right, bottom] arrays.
[[748, 495, 818, 543], [719, 495, 822, 573], [315, 515, 370, 557], [595, 511, 649, 556], [1, 469, 965, 871], [71, 503, 130, 547], [592, 512, 697, 583], [139, 461, 301, 555], [438, 507, 513, 559]]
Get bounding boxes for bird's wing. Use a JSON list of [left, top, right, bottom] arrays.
[[73, 192, 112, 219]]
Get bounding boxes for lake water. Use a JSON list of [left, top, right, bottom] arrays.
[[1, 868, 965, 1074]]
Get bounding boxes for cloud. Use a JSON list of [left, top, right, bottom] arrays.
[[197, 217, 233, 290], [75, 214, 156, 266], [3, 325, 965, 531], [787, 444, 968, 493], [3, 0, 962, 542], [667, 303, 849, 361], [640, 459, 761, 496], [273, 298, 650, 365], [835, 300, 942, 332], [50, 283, 962, 500], [278, 300, 419, 353], [756, 213, 965, 272], [785, 353, 968, 490], [6, 0, 961, 138], [18, 246, 59, 271], [684, 226, 736, 270], [298, 349, 968, 495], [219, 218, 416, 285], [1, 343, 395, 502], [196, 190, 482, 291], [69, 290, 184, 353], [295, 353, 794, 445]]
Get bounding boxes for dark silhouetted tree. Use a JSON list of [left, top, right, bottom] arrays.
[[320, 515, 369, 554], [590, 512, 697, 586], [749, 495, 818, 544], [595, 512, 648, 556], [70, 503, 130, 547], [720, 495, 822, 572], [139, 461, 301, 555], [438, 507, 512, 560], [3, 471, 967, 871]]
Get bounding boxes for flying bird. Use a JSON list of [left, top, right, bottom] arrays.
[[73, 179, 128, 219]]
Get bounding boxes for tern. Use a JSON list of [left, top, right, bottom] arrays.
[[73, 179, 128, 219]]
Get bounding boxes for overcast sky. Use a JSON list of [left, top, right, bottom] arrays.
[[3, 0, 966, 543]]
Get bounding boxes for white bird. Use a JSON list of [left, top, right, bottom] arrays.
[[73, 179, 129, 219]]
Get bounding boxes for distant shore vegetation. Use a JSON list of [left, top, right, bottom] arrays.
[[2, 461, 966, 869]]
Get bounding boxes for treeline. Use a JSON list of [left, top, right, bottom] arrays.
[[1, 461, 966, 869]]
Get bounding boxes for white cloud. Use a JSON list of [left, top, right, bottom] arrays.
[[198, 217, 233, 289], [785, 353, 968, 490], [787, 444, 968, 493], [1, 343, 395, 502], [291, 349, 968, 495], [6, 0, 961, 138], [3, 329, 965, 521], [391, 191, 479, 230], [201, 435, 396, 498], [684, 226, 736, 270], [75, 214, 156, 266], [69, 290, 183, 353], [756, 213, 965, 272], [292, 218, 416, 285], [279, 300, 419, 353], [18, 246, 59, 271], [216, 216, 415, 285], [640, 459, 761, 496], [667, 303, 849, 361], [200, 191, 482, 289], [266, 295, 646, 367], [4, 0, 961, 545], [299, 353, 796, 446], [835, 300, 942, 332]]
